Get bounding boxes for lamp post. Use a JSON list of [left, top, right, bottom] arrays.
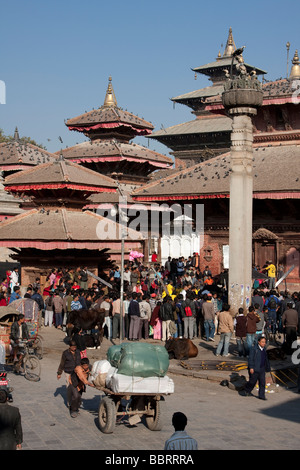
[[222, 52, 263, 314], [115, 182, 128, 343]]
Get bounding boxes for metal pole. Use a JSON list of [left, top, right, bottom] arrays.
[[119, 234, 124, 343], [287, 42, 291, 79], [116, 180, 126, 344]]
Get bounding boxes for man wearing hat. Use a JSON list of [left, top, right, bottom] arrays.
[[242, 335, 271, 400]]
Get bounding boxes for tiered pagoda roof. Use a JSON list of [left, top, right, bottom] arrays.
[[0, 155, 143, 253], [148, 30, 300, 168], [60, 77, 173, 184], [0, 127, 56, 176], [147, 28, 267, 163]]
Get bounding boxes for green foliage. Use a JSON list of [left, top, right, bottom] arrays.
[[0, 128, 46, 149]]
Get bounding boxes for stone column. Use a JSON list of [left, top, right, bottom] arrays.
[[222, 74, 263, 314]]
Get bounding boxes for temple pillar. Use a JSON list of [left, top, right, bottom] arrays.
[[222, 54, 263, 313], [227, 109, 257, 312]]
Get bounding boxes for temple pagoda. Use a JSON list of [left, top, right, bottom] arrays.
[[133, 34, 300, 290], [0, 127, 55, 177], [148, 28, 266, 168], [0, 155, 144, 285], [60, 77, 173, 187]]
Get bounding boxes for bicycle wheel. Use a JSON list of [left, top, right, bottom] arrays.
[[33, 336, 43, 359], [24, 355, 41, 382]]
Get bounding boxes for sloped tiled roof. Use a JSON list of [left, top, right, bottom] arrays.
[[149, 115, 232, 139], [0, 140, 56, 171], [58, 139, 172, 167], [0, 208, 144, 245], [4, 156, 117, 192], [132, 144, 300, 200], [66, 106, 154, 134]]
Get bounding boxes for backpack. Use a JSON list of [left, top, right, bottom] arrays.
[[139, 302, 148, 319], [185, 306, 193, 317], [268, 297, 277, 310]]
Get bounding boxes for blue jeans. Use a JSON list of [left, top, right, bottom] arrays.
[[246, 333, 256, 355], [204, 320, 215, 341], [55, 312, 62, 327], [216, 332, 232, 356], [268, 277, 276, 290], [236, 337, 247, 357]]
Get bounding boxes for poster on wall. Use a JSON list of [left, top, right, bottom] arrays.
[[223, 245, 229, 269]]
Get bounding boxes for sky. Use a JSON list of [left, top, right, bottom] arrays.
[[0, 0, 299, 157]]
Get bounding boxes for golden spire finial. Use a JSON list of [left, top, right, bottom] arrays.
[[290, 50, 300, 79], [223, 27, 236, 57], [103, 76, 117, 107]]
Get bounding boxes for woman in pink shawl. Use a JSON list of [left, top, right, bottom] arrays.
[[150, 301, 162, 340], [1, 271, 11, 292]]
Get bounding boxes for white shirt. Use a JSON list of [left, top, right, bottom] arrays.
[[180, 289, 187, 300]]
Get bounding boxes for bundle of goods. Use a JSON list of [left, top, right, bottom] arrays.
[[106, 369, 174, 394], [90, 359, 114, 388], [107, 342, 169, 378], [91, 342, 174, 394]]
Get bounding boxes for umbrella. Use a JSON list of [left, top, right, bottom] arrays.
[[252, 269, 268, 280]]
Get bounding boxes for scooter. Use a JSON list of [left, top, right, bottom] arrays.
[[0, 365, 13, 402]]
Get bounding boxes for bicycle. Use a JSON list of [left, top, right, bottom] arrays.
[[14, 340, 41, 382]]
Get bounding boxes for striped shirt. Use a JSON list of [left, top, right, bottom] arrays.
[[164, 431, 198, 450]]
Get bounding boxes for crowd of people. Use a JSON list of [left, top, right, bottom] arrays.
[[1, 258, 299, 359], [1, 259, 300, 446]]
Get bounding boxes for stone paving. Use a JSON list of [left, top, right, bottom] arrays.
[[5, 327, 300, 451]]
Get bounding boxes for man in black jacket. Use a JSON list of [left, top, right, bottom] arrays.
[[57, 340, 81, 406], [0, 389, 23, 450], [243, 336, 271, 400], [10, 314, 30, 368], [128, 292, 140, 340], [160, 296, 175, 342]]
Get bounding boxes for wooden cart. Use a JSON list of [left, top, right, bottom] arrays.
[[95, 384, 168, 434]]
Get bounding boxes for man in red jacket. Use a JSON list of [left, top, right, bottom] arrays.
[[246, 306, 260, 356]]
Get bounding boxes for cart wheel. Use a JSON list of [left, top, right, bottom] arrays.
[[24, 355, 41, 382], [145, 398, 163, 431], [98, 396, 116, 434], [33, 336, 43, 360]]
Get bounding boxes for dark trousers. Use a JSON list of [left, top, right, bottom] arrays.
[[245, 367, 266, 399], [69, 385, 83, 412], [112, 313, 120, 339], [124, 315, 129, 339], [284, 326, 297, 353], [139, 318, 149, 339]]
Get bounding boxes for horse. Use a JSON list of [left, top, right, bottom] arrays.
[[66, 308, 105, 346]]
